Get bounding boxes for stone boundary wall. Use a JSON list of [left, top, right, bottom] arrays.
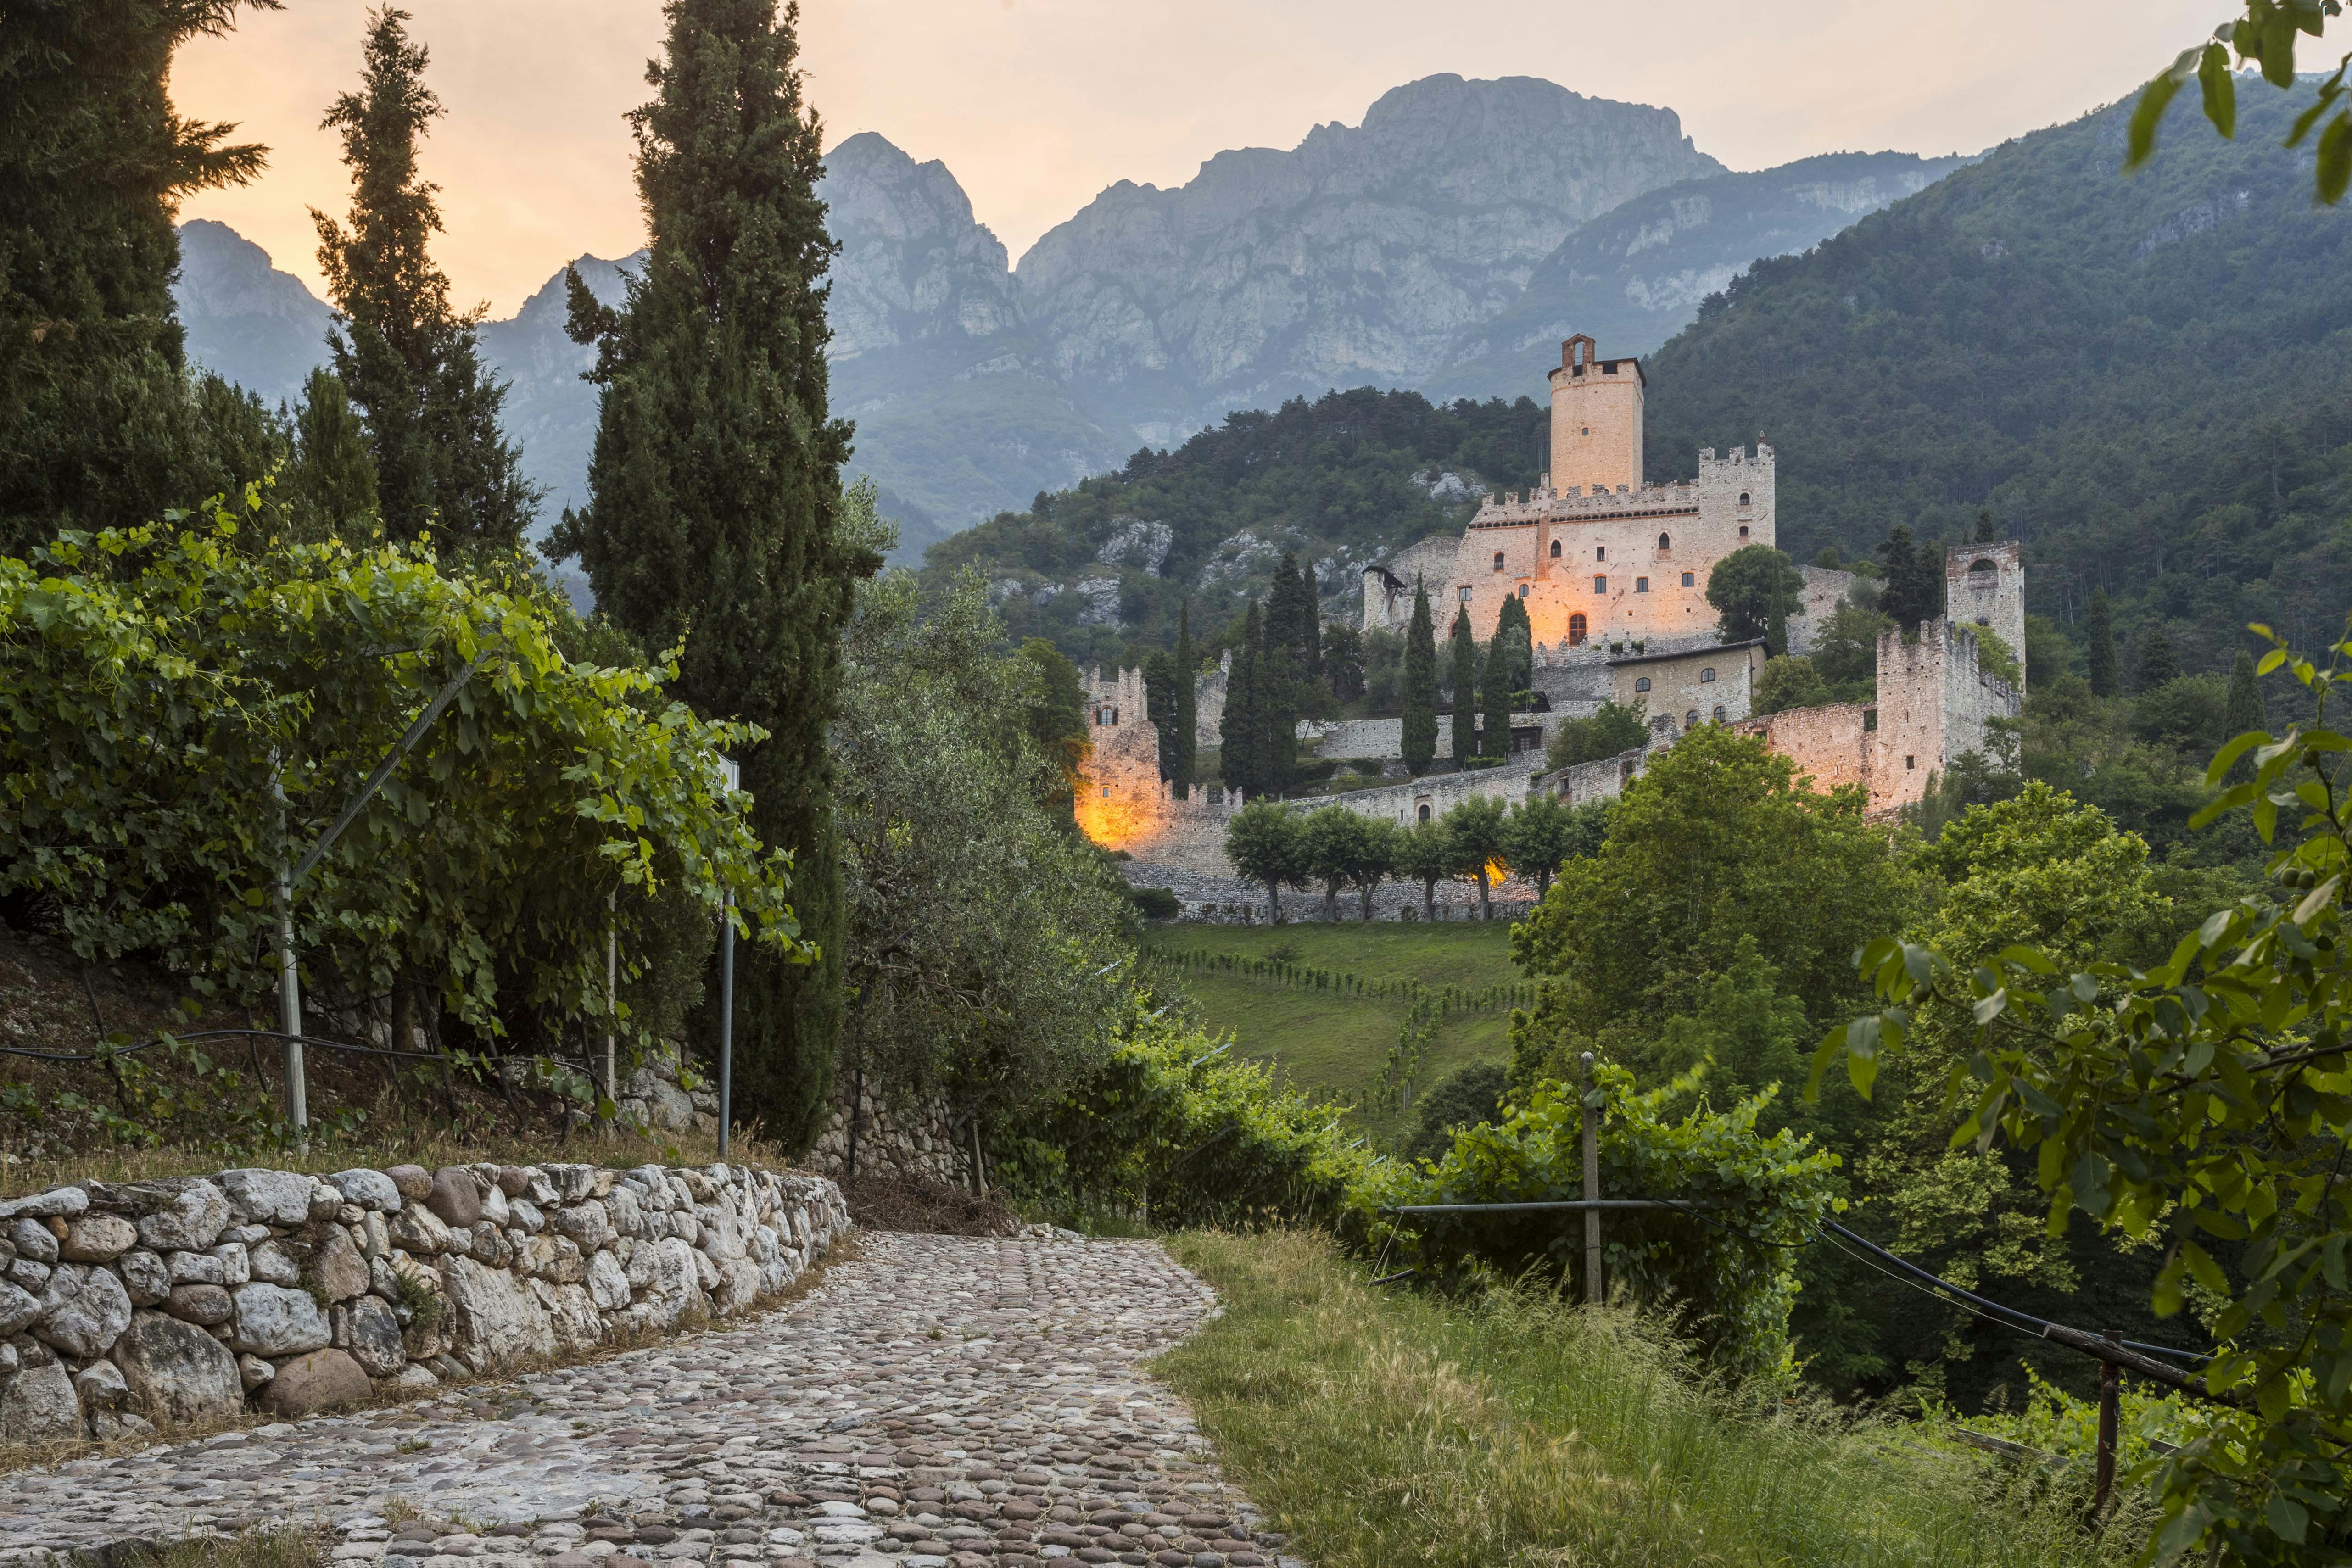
[[0, 1159, 847, 1445], [805, 1083, 966, 1189]]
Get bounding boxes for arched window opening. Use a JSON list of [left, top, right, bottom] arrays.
[[1417, 803, 1432, 823], [1657, 532, 1671, 550], [1700, 667, 1716, 683], [1549, 539, 1562, 558], [1686, 709, 1699, 729], [1738, 491, 1751, 506], [1517, 583, 1530, 598], [1492, 551, 1506, 572], [1737, 525, 1749, 539], [1635, 676, 1652, 692], [1713, 705, 1726, 722], [1568, 613, 1587, 646], [1969, 558, 1997, 575]]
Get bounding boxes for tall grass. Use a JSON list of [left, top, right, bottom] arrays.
[[1159, 1231, 2145, 1568]]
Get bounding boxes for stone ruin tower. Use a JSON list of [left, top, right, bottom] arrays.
[[1944, 541, 2026, 686]]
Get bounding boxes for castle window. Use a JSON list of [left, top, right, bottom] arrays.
[[1635, 577, 1649, 593], [1102, 786, 1111, 798], [1603, 363, 1617, 374], [1518, 583, 1530, 598], [1738, 491, 1751, 506], [1681, 572, 1695, 587], [1713, 705, 1726, 722], [1593, 575, 1608, 593], [1549, 539, 1562, 558], [1657, 532, 1671, 550], [1568, 613, 1587, 646], [1581, 426, 1590, 436], [1738, 525, 1749, 538], [1459, 586, 1472, 603], [1700, 667, 1716, 683], [1686, 710, 1699, 729], [1493, 551, 1506, 572], [1905, 754, 1916, 770], [1595, 545, 1606, 561], [1417, 803, 1432, 823], [1976, 615, 1991, 627], [1635, 676, 1652, 692], [1969, 558, 1997, 576]]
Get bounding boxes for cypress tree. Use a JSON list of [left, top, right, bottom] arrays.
[[1268, 551, 1324, 682], [1261, 619, 1298, 796], [1222, 602, 1264, 798], [1402, 581, 1437, 776], [1495, 593, 1533, 690], [1173, 599, 1197, 801], [2085, 587, 2120, 698], [313, 8, 538, 551], [1877, 524, 1943, 630], [1449, 607, 1478, 767], [553, 0, 876, 1151], [283, 367, 380, 537], [2135, 625, 2182, 692], [0, 1, 269, 550], [1480, 633, 1514, 759]]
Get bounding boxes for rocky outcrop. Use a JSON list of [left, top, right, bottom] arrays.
[[170, 219, 337, 407], [0, 1161, 847, 1445], [1017, 74, 1723, 443]]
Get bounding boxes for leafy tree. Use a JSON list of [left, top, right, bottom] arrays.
[[1818, 631, 2352, 1560], [1968, 620, 2022, 687], [1480, 631, 1515, 759], [551, 0, 877, 1150], [1303, 805, 1370, 922], [1020, 637, 1088, 817], [1448, 608, 1477, 766], [1401, 582, 1438, 776], [1753, 654, 1830, 716], [2085, 586, 2121, 698], [0, 0, 270, 552], [282, 367, 379, 538], [1706, 543, 1805, 651], [1447, 796, 1511, 921], [1499, 793, 1586, 901], [833, 564, 1127, 1136], [2135, 623, 2183, 691], [1322, 620, 1364, 703], [1875, 524, 1942, 631], [1392, 816, 1456, 923], [1513, 723, 1920, 1043], [1171, 599, 1198, 798], [2130, 2, 2352, 203], [1224, 800, 1310, 923], [1810, 601, 1892, 696], [1401, 1060, 1509, 1163], [1545, 699, 1648, 771], [1349, 817, 1400, 921], [313, 7, 538, 551]]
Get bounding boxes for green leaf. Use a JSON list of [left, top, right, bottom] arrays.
[[2267, 1496, 2309, 1545], [2182, 1238, 2232, 1295], [2199, 43, 2237, 136], [2128, 71, 2186, 169], [2319, 112, 2352, 204]]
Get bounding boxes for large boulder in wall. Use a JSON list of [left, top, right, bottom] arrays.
[[112, 1308, 243, 1428], [442, 1255, 554, 1368], [257, 1348, 370, 1417], [0, 1361, 81, 1442]]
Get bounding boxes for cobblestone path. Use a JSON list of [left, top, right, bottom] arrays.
[[0, 1233, 1302, 1568]]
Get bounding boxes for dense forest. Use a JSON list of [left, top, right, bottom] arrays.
[[921, 388, 1547, 667], [1643, 84, 2352, 680]]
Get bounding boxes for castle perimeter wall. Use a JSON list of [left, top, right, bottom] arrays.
[[0, 1161, 847, 1444], [1736, 703, 1875, 799]]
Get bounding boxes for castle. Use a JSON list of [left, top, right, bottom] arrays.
[[1073, 337, 2026, 903]]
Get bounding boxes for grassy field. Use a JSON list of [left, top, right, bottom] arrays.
[[1136, 922, 1521, 1137], [1157, 1231, 2143, 1568]]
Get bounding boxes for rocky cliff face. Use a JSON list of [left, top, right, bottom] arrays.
[[1431, 151, 1971, 398], [477, 251, 638, 525], [171, 220, 337, 407], [1015, 75, 1725, 443]]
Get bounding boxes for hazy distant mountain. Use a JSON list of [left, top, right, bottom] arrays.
[[1015, 74, 1727, 445], [171, 74, 1957, 564], [173, 220, 335, 407], [1429, 151, 1971, 398]]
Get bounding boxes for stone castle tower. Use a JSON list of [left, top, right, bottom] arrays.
[[1549, 333, 1644, 494], [1944, 541, 2026, 678]]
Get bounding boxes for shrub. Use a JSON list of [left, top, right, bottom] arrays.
[[1129, 886, 1181, 920]]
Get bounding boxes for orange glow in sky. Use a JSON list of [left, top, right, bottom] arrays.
[[170, 0, 2228, 318]]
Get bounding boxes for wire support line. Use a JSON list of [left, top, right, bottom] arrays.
[[0, 1026, 446, 1066]]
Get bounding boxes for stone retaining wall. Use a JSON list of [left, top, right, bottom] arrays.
[[0, 1159, 847, 1445], [806, 1082, 966, 1189]]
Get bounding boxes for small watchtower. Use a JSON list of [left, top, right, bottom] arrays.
[[1547, 335, 1645, 497], [1944, 542, 2026, 690]]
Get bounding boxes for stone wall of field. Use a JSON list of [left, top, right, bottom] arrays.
[[0, 1159, 847, 1445]]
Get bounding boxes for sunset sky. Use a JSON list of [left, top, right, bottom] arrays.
[[173, 0, 2224, 317]]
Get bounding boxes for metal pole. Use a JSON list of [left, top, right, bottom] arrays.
[[603, 887, 617, 1133], [1581, 1050, 1601, 1305], [269, 761, 307, 1138], [718, 888, 734, 1159], [2092, 1329, 2122, 1520]]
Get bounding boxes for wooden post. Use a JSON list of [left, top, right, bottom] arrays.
[[2092, 1329, 2122, 1520], [1581, 1051, 1602, 1305]]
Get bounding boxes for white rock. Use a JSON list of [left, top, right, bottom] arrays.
[[8, 1217, 58, 1263], [208, 1241, 250, 1286], [167, 1251, 225, 1286], [248, 1241, 302, 1287], [326, 1169, 403, 1211], [0, 1279, 41, 1335], [72, 1359, 127, 1409], [133, 1179, 230, 1251], [441, 1256, 555, 1368], [215, 1169, 314, 1228], [238, 1353, 275, 1391], [229, 1283, 331, 1356], [585, 1247, 631, 1312], [0, 1362, 82, 1441], [0, 1187, 87, 1222], [34, 1261, 132, 1358]]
